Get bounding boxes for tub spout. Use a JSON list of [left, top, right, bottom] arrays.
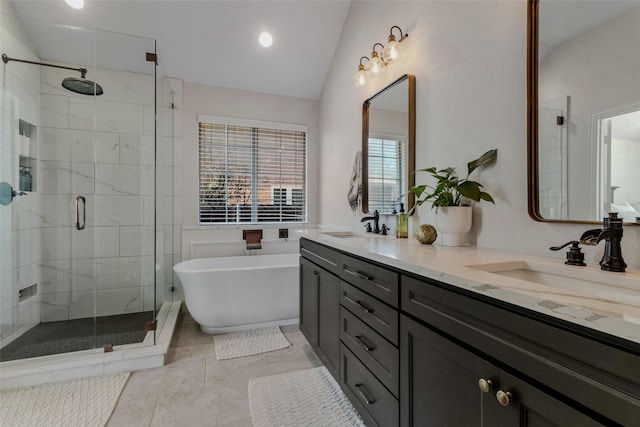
[[243, 229, 263, 250]]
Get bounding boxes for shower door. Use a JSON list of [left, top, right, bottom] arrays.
[[0, 14, 159, 361]]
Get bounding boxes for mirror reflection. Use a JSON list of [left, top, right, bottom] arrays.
[[362, 74, 415, 214], [530, 0, 640, 224]]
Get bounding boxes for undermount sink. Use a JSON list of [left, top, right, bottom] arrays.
[[321, 231, 361, 238], [467, 260, 640, 307]]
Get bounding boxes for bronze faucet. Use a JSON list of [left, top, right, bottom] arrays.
[[580, 212, 627, 272], [361, 210, 380, 234]]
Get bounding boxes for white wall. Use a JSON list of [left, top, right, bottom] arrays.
[[318, 1, 640, 268], [180, 82, 319, 261], [611, 138, 640, 206]]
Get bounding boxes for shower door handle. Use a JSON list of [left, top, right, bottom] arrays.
[[75, 195, 86, 230]]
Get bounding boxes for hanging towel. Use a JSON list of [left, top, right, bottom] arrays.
[[347, 151, 362, 212]]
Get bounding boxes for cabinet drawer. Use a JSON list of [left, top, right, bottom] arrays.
[[340, 343, 399, 427], [340, 253, 399, 307], [340, 281, 399, 345], [300, 237, 341, 275], [340, 307, 399, 397]]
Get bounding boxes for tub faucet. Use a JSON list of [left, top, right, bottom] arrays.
[[243, 229, 263, 251], [361, 210, 380, 234], [579, 212, 626, 272]]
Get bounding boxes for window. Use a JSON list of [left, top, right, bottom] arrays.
[[198, 116, 307, 224], [368, 136, 405, 214]]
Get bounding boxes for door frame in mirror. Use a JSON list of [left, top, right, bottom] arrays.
[[362, 74, 416, 214]]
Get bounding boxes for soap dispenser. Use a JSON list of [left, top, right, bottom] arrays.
[[396, 203, 408, 238]]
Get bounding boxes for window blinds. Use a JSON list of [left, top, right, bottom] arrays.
[[368, 137, 405, 214], [199, 119, 306, 224]]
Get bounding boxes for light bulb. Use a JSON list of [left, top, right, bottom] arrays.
[[383, 38, 401, 63], [368, 53, 385, 77], [354, 65, 367, 87], [65, 0, 84, 9]]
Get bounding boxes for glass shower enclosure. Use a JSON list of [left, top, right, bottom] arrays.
[[0, 11, 176, 364]]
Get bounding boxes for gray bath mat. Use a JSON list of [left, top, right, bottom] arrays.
[[248, 366, 365, 427], [213, 327, 290, 360], [0, 372, 130, 427]]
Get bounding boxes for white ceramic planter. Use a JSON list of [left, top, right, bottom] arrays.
[[435, 206, 472, 246]]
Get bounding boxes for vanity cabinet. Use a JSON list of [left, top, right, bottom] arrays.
[[299, 237, 640, 426], [401, 314, 604, 426], [299, 256, 340, 378], [299, 240, 340, 378], [301, 237, 400, 426], [402, 274, 640, 427]]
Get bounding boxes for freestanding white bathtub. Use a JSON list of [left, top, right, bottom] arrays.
[[173, 253, 300, 334]]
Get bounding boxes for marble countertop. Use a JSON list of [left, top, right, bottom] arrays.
[[297, 229, 640, 347]]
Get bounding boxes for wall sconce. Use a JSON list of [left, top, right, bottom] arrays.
[[383, 26, 408, 64], [354, 26, 409, 87], [354, 56, 369, 87]]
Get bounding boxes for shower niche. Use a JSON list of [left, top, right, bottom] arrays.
[[18, 119, 36, 193]]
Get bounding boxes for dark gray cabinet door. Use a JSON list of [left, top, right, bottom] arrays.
[[401, 314, 607, 427], [299, 257, 318, 348], [498, 372, 605, 427], [317, 266, 340, 379], [401, 314, 500, 427]]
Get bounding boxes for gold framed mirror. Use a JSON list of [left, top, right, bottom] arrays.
[[362, 74, 416, 214], [528, 0, 640, 225]]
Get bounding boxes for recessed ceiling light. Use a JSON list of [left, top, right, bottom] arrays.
[[259, 32, 273, 48], [65, 0, 84, 9]]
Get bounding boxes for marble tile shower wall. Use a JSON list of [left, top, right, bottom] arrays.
[[37, 67, 165, 322], [0, 12, 43, 348]]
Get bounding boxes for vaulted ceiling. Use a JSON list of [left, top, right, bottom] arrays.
[[8, 0, 351, 99]]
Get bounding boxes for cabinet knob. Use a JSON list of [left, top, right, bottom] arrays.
[[496, 390, 513, 406], [478, 378, 493, 393], [313, 270, 319, 275]]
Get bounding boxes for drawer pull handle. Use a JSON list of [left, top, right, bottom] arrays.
[[496, 390, 513, 407], [354, 270, 373, 281], [355, 383, 375, 405], [344, 295, 373, 314], [478, 378, 493, 393], [345, 268, 373, 282], [355, 335, 374, 352]]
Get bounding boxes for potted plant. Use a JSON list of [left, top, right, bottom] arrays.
[[408, 149, 498, 246]]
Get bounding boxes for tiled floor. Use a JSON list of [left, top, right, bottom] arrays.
[[106, 310, 320, 427]]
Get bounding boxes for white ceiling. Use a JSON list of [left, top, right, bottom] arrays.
[[7, 0, 351, 99], [539, 1, 640, 60]]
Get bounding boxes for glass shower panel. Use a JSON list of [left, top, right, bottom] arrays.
[[0, 15, 100, 360], [1, 13, 163, 361], [154, 41, 177, 332], [92, 29, 157, 346]]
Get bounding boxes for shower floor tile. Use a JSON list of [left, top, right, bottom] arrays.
[[106, 311, 318, 427], [0, 311, 152, 362]]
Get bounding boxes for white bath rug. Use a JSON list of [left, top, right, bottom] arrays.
[[213, 327, 290, 360], [248, 366, 365, 427], [0, 372, 130, 427]]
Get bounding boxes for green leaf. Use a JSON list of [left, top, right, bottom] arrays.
[[458, 180, 481, 201], [479, 192, 495, 203], [467, 149, 498, 175], [408, 185, 427, 197]]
